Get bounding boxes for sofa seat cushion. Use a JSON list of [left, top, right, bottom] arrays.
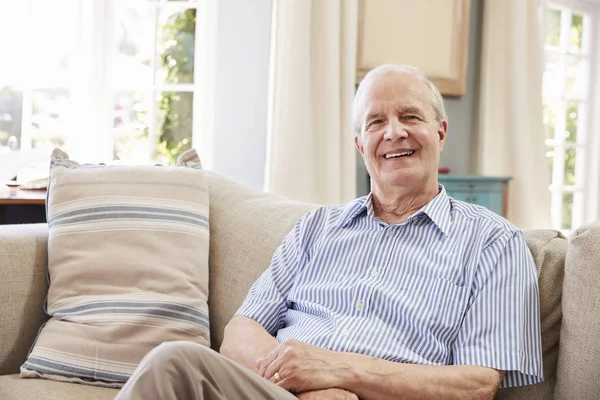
[[0, 374, 118, 400]]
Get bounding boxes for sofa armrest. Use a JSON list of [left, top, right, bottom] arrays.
[[0, 224, 49, 375]]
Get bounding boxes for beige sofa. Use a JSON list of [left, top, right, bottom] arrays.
[[0, 172, 598, 400]]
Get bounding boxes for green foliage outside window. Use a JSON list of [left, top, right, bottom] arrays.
[[155, 9, 195, 164]]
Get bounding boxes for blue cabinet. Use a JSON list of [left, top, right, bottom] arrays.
[[438, 175, 511, 217]]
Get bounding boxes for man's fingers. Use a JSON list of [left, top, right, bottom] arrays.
[[257, 356, 270, 377], [263, 357, 283, 382], [275, 376, 294, 392], [258, 347, 280, 378]]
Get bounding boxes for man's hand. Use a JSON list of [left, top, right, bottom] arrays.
[[296, 389, 358, 400], [255, 339, 352, 393]]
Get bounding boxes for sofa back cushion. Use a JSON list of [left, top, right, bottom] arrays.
[[205, 172, 317, 350], [554, 221, 600, 400], [495, 229, 566, 399]]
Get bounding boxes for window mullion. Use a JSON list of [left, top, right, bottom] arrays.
[[149, 6, 159, 161], [19, 89, 33, 151], [98, 0, 116, 162], [193, 0, 217, 170], [582, 3, 600, 224]]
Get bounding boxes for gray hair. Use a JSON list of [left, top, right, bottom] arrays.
[[352, 64, 447, 136]]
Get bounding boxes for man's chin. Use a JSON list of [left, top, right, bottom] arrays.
[[379, 171, 421, 189]]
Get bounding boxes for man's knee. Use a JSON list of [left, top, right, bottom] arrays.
[[143, 340, 211, 369]]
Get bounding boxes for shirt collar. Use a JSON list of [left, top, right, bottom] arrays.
[[337, 194, 371, 228], [338, 185, 453, 236], [414, 185, 453, 236]]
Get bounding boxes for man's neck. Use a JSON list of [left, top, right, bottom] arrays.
[[371, 183, 439, 225]]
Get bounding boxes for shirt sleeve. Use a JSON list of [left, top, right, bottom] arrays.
[[234, 213, 311, 335], [452, 230, 544, 388]]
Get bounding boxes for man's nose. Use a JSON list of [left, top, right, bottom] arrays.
[[384, 119, 408, 140]]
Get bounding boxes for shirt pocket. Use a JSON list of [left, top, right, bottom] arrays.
[[380, 274, 469, 363]]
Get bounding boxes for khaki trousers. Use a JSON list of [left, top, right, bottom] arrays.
[[115, 341, 297, 400]]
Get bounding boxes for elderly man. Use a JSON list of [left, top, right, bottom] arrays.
[[116, 64, 543, 400]]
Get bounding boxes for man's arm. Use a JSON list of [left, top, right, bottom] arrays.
[[221, 317, 358, 399], [340, 352, 505, 400], [220, 316, 279, 373], [257, 340, 504, 400]]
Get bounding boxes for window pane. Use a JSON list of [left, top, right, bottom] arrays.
[[570, 13, 584, 52], [562, 192, 573, 230], [156, 91, 193, 164], [113, 91, 150, 163], [30, 0, 77, 87], [31, 88, 69, 151], [0, 87, 23, 151], [156, 8, 196, 84], [543, 53, 563, 99], [543, 100, 557, 141], [565, 102, 579, 142], [563, 148, 576, 186], [546, 9, 561, 47], [566, 56, 587, 100], [114, 4, 153, 89]]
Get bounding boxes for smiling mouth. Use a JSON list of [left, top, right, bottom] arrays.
[[384, 150, 415, 159]]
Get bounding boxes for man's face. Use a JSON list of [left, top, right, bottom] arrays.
[[354, 73, 447, 194]]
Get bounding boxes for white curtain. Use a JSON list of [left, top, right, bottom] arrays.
[[475, 0, 552, 229], [264, 0, 358, 205]]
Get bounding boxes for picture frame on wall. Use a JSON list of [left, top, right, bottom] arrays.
[[357, 0, 471, 96]]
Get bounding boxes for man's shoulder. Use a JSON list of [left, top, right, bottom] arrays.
[[299, 196, 367, 229], [448, 197, 520, 243]]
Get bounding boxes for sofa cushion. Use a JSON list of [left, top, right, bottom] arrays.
[[205, 172, 318, 350], [0, 374, 118, 400], [495, 229, 566, 400], [20, 148, 210, 387], [554, 221, 600, 400]]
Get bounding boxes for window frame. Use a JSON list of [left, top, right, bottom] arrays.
[[4, 0, 216, 168], [542, 0, 600, 230]]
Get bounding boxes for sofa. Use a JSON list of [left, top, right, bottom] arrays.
[[0, 171, 599, 400]]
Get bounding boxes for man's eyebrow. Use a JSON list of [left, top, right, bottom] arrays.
[[397, 106, 423, 115], [364, 112, 382, 122]]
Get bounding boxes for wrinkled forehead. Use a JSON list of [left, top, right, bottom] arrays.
[[358, 73, 433, 117]]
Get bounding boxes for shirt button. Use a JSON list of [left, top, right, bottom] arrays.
[[356, 301, 364, 311], [386, 228, 393, 237], [341, 329, 349, 337], [371, 269, 378, 278]]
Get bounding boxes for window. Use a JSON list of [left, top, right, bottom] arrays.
[[0, 0, 215, 166], [542, 0, 598, 230]]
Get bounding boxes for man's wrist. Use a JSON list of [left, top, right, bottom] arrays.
[[332, 352, 361, 390]]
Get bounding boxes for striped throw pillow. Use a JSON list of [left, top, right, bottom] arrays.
[[20, 148, 210, 388]]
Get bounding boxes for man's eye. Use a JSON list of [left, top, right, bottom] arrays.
[[367, 120, 382, 129], [404, 115, 418, 120]]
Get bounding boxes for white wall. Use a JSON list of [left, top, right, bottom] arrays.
[[211, 0, 272, 191]]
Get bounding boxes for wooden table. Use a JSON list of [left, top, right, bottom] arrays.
[[0, 186, 47, 224]]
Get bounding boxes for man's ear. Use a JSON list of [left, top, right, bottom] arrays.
[[354, 135, 364, 157], [438, 120, 448, 152]]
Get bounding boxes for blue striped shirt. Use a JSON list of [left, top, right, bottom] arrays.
[[235, 186, 543, 388]]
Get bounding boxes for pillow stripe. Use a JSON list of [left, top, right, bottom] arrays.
[[51, 205, 209, 222], [49, 212, 209, 229]]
